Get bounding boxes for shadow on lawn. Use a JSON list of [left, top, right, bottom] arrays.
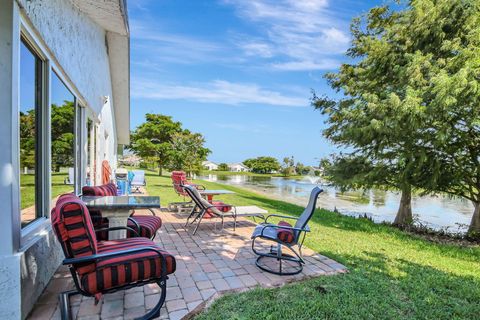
[[197, 251, 480, 320]]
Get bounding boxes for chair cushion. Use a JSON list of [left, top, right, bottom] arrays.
[[128, 215, 162, 238], [204, 201, 232, 219], [82, 184, 117, 197], [51, 194, 99, 275], [276, 221, 295, 243], [80, 238, 176, 295], [251, 221, 295, 244]]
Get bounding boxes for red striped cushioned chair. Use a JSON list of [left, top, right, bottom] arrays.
[[52, 194, 175, 320], [82, 184, 162, 240]]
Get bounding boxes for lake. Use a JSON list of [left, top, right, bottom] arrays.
[[198, 174, 474, 233]]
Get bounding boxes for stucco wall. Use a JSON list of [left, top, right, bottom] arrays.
[[20, 230, 63, 318], [18, 0, 113, 116], [14, 0, 118, 318]]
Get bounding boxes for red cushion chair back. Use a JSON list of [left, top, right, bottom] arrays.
[[82, 183, 117, 197], [51, 194, 99, 275], [171, 171, 188, 196]]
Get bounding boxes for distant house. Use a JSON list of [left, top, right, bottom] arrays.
[[228, 163, 250, 172], [119, 154, 142, 167], [203, 160, 219, 171]]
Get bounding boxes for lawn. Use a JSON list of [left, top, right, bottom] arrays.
[[144, 170, 480, 320], [20, 172, 73, 209]]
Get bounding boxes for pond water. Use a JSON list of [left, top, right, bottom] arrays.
[[198, 174, 474, 233]]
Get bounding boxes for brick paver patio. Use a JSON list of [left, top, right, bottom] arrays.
[[28, 207, 347, 320]]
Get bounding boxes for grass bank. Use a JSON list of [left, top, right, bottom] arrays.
[[143, 170, 480, 320]]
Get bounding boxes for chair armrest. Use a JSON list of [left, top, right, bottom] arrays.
[[95, 226, 140, 237], [63, 247, 169, 278], [127, 217, 141, 233], [264, 214, 299, 223]]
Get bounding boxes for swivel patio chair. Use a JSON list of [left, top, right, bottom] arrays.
[[183, 184, 236, 235], [251, 186, 323, 275], [82, 184, 162, 240], [51, 194, 176, 320], [167, 171, 205, 213]]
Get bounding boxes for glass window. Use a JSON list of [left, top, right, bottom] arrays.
[[50, 71, 75, 202], [19, 38, 43, 227]]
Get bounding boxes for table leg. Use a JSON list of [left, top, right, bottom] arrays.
[[107, 211, 131, 240]]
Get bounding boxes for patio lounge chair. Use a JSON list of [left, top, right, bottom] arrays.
[[183, 184, 236, 235], [130, 170, 146, 193], [168, 171, 205, 212], [51, 194, 176, 320], [251, 186, 323, 276], [82, 184, 162, 240]]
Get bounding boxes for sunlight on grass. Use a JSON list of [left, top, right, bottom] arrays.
[[143, 169, 480, 319]]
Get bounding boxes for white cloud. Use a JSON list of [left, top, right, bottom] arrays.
[[239, 41, 274, 58], [223, 0, 350, 71], [132, 79, 307, 107], [130, 19, 227, 65]]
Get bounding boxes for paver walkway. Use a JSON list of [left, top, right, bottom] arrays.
[[28, 207, 346, 320]]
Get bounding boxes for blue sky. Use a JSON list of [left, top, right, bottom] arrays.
[[128, 0, 381, 166]]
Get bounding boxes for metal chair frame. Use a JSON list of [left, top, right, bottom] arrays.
[[251, 187, 323, 276], [183, 185, 237, 235], [55, 202, 172, 320]]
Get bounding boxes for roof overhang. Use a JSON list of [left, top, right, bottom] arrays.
[[107, 32, 130, 145], [70, 0, 129, 36], [70, 0, 130, 145]]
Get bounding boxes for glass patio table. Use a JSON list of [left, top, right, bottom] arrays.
[[81, 195, 161, 240]]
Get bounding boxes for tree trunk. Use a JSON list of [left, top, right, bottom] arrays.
[[468, 202, 480, 235], [393, 184, 413, 226], [158, 166, 162, 176]]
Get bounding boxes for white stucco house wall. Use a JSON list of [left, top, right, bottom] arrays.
[[202, 160, 219, 171], [0, 0, 130, 318], [228, 163, 250, 172]]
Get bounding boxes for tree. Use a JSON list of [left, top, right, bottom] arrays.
[[311, 1, 459, 226], [51, 101, 75, 172], [243, 157, 280, 174], [168, 131, 210, 176], [281, 156, 295, 176], [217, 163, 229, 171], [129, 114, 182, 175]]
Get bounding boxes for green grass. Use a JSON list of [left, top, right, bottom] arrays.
[[20, 172, 73, 209], [143, 170, 480, 320]]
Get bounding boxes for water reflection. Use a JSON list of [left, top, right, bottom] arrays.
[[198, 174, 473, 233]]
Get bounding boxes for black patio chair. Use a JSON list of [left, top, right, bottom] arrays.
[[51, 194, 176, 320], [251, 186, 323, 275], [183, 184, 236, 235]]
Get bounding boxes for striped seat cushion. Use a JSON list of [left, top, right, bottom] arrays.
[[127, 215, 162, 239], [51, 194, 99, 275], [82, 184, 117, 197], [80, 237, 176, 295], [276, 221, 295, 243]]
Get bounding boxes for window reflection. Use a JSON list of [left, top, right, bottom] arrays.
[[19, 39, 41, 227], [51, 71, 75, 204]]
